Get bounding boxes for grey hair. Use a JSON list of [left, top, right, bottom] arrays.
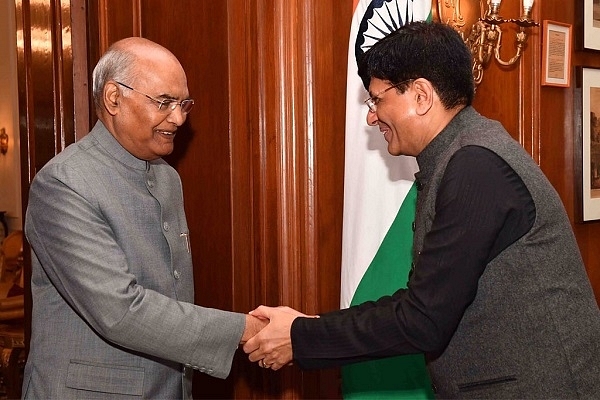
[[91, 47, 137, 108]]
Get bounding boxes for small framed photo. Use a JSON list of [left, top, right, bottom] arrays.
[[574, 67, 600, 222], [541, 21, 572, 87], [582, 0, 600, 50]]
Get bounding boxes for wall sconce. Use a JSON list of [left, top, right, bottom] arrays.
[[436, 0, 539, 85], [0, 128, 8, 155]]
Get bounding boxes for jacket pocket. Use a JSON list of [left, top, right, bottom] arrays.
[[457, 375, 517, 392], [66, 359, 144, 396]]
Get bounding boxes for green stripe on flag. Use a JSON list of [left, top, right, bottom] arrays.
[[342, 183, 434, 399]]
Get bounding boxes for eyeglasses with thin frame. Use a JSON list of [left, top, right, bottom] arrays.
[[364, 79, 413, 113], [115, 81, 195, 114]]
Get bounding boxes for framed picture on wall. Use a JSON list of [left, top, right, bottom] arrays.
[[575, 67, 600, 222], [541, 21, 572, 87], [582, 0, 600, 50]]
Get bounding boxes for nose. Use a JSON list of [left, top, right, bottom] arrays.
[[166, 105, 187, 126], [366, 109, 378, 126]]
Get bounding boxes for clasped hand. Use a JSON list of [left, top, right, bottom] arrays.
[[242, 305, 317, 371]]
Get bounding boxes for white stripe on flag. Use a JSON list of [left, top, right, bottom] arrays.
[[341, 0, 423, 309]]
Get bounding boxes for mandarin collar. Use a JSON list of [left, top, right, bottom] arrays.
[[415, 106, 477, 180], [90, 120, 149, 171]]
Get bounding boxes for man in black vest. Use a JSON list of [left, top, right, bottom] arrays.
[[243, 21, 600, 399]]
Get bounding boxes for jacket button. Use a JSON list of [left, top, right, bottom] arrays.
[[431, 383, 437, 393]]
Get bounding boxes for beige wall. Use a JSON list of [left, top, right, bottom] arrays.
[[0, 0, 22, 233]]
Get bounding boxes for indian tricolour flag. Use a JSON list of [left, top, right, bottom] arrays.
[[341, 0, 434, 398]]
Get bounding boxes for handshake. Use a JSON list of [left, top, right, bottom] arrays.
[[240, 306, 319, 371]]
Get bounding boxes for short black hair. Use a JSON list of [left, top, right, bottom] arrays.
[[357, 21, 475, 109]]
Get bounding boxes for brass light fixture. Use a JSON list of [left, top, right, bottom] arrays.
[[0, 128, 8, 155], [436, 0, 539, 85]]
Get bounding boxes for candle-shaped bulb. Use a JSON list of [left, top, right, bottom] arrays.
[[523, 0, 534, 9], [490, 0, 502, 6]]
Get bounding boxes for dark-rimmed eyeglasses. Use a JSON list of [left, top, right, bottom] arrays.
[[364, 79, 413, 113], [115, 81, 195, 114]]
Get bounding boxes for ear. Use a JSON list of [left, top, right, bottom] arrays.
[[412, 78, 434, 116], [103, 81, 121, 116]]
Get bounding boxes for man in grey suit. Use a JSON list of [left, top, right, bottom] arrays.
[[244, 22, 600, 398], [22, 37, 266, 399]]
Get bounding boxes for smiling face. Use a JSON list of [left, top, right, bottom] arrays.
[[365, 78, 421, 157], [365, 77, 444, 157], [101, 41, 190, 161]]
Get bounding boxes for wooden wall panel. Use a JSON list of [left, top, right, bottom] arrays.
[[96, 0, 140, 51], [224, 2, 349, 398], [16, 0, 75, 179], [311, 0, 348, 316]]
